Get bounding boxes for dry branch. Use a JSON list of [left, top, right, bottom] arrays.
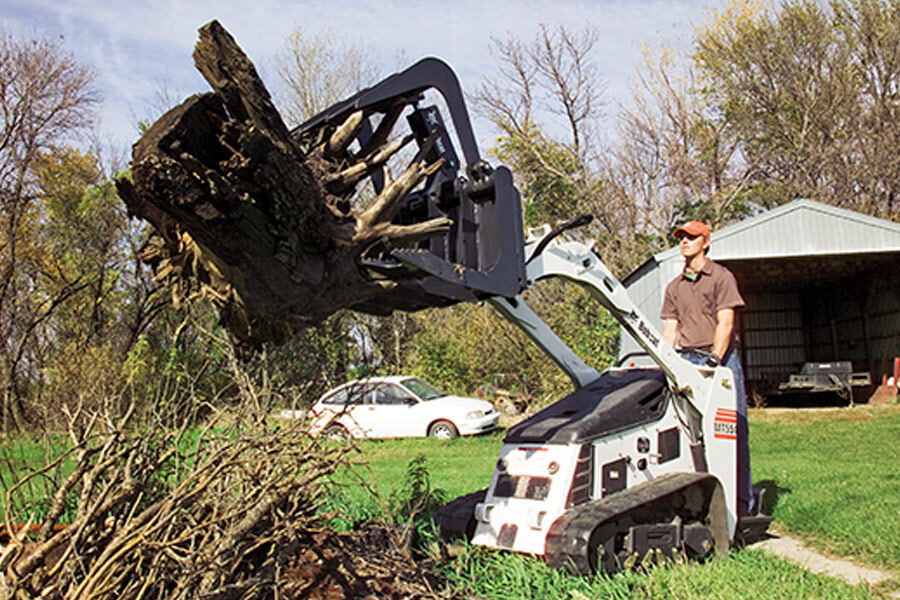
[[0, 336, 461, 599], [0, 401, 347, 598]]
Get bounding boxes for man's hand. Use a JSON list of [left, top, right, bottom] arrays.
[[705, 355, 721, 368]]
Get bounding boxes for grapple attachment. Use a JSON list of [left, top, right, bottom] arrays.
[[292, 58, 526, 313]]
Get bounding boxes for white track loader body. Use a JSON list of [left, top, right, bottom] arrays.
[[460, 230, 743, 566]]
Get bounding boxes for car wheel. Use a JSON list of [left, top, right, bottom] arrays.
[[428, 420, 459, 440], [322, 424, 351, 442]]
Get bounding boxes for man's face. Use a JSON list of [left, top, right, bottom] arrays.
[[678, 232, 709, 259]]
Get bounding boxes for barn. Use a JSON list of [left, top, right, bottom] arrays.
[[621, 199, 900, 401]]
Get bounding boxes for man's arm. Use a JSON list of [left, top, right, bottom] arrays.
[[662, 318, 679, 348], [712, 308, 735, 359]]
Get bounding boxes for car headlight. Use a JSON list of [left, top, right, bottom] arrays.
[[466, 410, 485, 419]]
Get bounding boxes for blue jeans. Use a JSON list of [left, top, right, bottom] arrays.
[[683, 347, 755, 515]]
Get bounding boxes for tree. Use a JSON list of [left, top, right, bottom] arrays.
[[28, 147, 186, 420], [0, 30, 100, 429], [37, 149, 126, 344], [471, 25, 673, 273], [695, 0, 900, 219], [833, 0, 900, 218], [606, 42, 754, 254], [275, 27, 382, 125], [471, 25, 605, 231]]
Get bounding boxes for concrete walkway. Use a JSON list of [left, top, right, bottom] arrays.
[[750, 528, 898, 597]]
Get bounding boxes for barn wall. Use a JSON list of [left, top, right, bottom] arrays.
[[804, 287, 866, 364], [867, 281, 900, 373], [619, 257, 679, 358], [741, 292, 806, 395]]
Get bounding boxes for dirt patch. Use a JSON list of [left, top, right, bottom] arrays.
[[750, 527, 899, 597], [280, 523, 456, 599]]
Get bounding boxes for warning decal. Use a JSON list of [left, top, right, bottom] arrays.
[[713, 408, 737, 440]]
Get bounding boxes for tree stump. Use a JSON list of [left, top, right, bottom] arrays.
[[116, 20, 450, 346]]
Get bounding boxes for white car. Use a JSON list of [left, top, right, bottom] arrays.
[[307, 376, 499, 440]]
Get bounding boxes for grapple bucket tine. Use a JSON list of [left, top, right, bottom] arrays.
[[293, 57, 526, 313]]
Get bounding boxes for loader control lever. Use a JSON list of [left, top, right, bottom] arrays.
[[526, 214, 594, 265]]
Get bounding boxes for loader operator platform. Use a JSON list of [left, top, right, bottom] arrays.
[[660, 220, 755, 516]]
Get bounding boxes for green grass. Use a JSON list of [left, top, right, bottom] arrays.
[[0, 433, 77, 522], [339, 431, 502, 496], [322, 432, 502, 527], [750, 404, 900, 571], [442, 546, 882, 600], [0, 425, 216, 524]]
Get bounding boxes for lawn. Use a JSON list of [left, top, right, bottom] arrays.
[[750, 404, 900, 570], [0, 433, 75, 523], [329, 403, 900, 599], [441, 545, 883, 600]]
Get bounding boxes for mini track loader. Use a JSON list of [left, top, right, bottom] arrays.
[[296, 57, 771, 575]]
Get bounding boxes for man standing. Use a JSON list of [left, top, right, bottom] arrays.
[[660, 220, 755, 516]]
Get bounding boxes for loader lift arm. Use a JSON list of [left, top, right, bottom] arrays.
[[296, 57, 706, 418], [509, 226, 711, 441]]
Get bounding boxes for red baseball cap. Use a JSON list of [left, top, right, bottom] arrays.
[[674, 221, 710, 240]]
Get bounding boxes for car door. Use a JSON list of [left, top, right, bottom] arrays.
[[327, 383, 373, 438], [364, 383, 421, 437]]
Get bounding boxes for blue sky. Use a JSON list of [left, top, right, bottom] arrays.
[[3, 0, 717, 151]]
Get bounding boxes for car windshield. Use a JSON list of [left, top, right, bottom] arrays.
[[401, 378, 446, 401]]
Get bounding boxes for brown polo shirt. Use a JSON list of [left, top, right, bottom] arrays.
[[661, 259, 744, 351]]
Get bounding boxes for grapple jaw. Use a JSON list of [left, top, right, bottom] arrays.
[[293, 58, 526, 313]]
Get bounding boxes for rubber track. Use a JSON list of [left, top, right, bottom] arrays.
[[545, 472, 724, 575], [436, 488, 487, 540]]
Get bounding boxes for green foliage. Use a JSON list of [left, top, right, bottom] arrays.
[[388, 455, 447, 529], [494, 121, 600, 228], [264, 311, 354, 404], [542, 284, 620, 370], [694, 0, 900, 219], [363, 312, 422, 376], [38, 148, 126, 273], [399, 285, 621, 404], [408, 333, 475, 394], [402, 303, 555, 401], [320, 482, 385, 532]]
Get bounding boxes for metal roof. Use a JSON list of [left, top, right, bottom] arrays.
[[654, 199, 900, 264]]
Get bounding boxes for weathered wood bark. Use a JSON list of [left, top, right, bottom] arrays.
[[116, 20, 450, 346]]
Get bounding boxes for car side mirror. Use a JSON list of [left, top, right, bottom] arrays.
[[404, 397, 418, 405]]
